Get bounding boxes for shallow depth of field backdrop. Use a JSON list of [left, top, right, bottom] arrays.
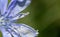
[[0, 0, 60, 37]]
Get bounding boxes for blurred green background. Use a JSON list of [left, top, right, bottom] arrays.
[[0, 0, 60, 37]]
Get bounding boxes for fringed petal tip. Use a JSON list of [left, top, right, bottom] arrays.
[[15, 23, 39, 37], [35, 30, 39, 36]]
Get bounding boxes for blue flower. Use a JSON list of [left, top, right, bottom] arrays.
[[0, 0, 38, 37]]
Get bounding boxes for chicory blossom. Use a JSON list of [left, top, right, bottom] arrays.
[[0, 0, 38, 37]]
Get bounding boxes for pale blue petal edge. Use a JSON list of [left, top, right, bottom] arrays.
[[0, 0, 8, 16]]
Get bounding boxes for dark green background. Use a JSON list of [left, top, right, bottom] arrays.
[[0, 0, 60, 37]]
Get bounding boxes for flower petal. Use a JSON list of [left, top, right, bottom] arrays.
[[0, 25, 21, 37], [5, 27, 21, 37], [6, 0, 31, 18], [7, 23, 38, 37], [0, 0, 8, 15], [7, 12, 29, 22], [0, 27, 11, 37]]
